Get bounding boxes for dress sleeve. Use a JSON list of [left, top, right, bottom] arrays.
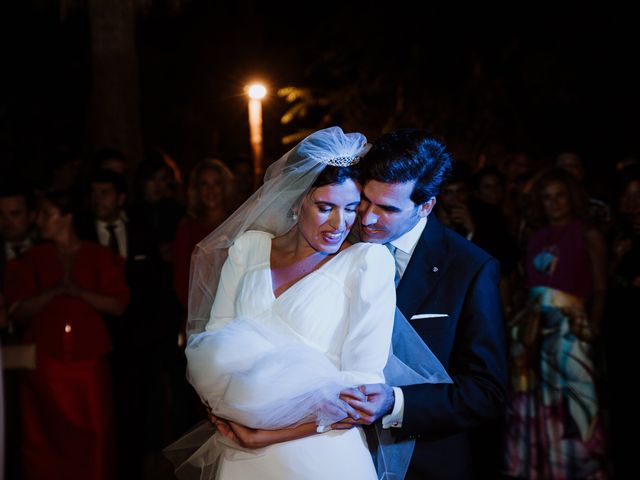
[[340, 244, 396, 385], [204, 232, 249, 332], [185, 233, 256, 412]]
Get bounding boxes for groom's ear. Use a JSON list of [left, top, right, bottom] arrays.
[[417, 197, 436, 218]]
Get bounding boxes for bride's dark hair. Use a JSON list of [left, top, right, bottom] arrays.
[[312, 164, 360, 188]]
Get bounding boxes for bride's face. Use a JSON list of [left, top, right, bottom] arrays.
[[297, 179, 361, 254]]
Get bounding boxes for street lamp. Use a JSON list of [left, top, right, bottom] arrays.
[[246, 83, 267, 189]]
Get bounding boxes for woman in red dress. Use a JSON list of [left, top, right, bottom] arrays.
[[5, 190, 129, 480]]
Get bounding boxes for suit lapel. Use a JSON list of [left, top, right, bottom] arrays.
[[396, 215, 453, 319]]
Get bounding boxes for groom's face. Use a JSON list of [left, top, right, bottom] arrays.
[[359, 180, 434, 244]]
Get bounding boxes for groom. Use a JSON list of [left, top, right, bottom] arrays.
[[345, 129, 507, 479]]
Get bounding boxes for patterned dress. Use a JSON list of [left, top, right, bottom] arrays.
[[504, 221, 607, 479]]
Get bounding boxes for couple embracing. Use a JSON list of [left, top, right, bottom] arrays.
[[170, 127, 507, 479]]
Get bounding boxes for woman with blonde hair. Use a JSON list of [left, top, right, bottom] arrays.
[[174, 159, 236, 312]]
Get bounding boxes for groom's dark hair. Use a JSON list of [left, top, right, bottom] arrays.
[[360, 129, 453, 204]]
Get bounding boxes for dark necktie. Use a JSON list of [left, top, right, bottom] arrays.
[[11, 244, 24, 258], [106, 224, 119, 255]]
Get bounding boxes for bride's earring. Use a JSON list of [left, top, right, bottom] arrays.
[[288, 207, 299, 223]]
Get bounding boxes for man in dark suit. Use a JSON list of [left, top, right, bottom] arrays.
[[79, 169, 173, 344], [345, 129, 508, 479], [0, 184, 38, 276], [79, 169, 180, 478], [0, 182, 39, 480]]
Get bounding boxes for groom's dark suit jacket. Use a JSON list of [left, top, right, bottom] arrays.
[[394, 215, 507, 479]]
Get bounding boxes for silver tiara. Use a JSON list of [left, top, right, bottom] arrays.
[[322, 155, 362, 167]]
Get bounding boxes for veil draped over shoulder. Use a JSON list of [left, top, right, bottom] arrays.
[[165, 127, 451, 480]]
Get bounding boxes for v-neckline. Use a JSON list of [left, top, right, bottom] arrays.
[[269, 239, 352, 301]]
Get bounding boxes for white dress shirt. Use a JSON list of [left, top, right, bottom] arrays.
[[388, 217, 427, 280], [382, 216, 428, 429], [4, 237, 34, 260], [96, 218, 127, 258]]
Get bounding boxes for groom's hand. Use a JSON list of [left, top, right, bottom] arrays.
[[342, 383, 395, 425]]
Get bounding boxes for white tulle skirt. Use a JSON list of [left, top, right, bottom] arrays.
[[166, 311, 451, 479], [167, 315, 377, 479], [185, 316, 355, 430]]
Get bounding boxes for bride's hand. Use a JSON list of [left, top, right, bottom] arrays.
[[343, 383, 395, 425], [316, 393, 363, 425], [329, 386, 368, 426], [330, 417, 358, 430], [339, 387, 366, 402]]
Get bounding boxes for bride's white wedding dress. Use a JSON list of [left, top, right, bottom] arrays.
[[186, 230, 396, 479]]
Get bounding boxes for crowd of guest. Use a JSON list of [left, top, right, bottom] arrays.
[[433, 150, 638, 479], [1, 144, 638, 479], [0, 147, 247, 480]]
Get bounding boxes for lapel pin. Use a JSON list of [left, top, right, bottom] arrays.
[[432, 266, 438, 272]]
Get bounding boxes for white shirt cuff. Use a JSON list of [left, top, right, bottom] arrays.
[[381, 387, 404, 429]]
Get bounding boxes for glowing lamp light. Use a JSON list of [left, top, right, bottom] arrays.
[[246, 82, 267, 188], [247, 83, 267, 99]]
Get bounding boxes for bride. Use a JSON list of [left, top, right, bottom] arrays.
[[169, 127, 448, 479]]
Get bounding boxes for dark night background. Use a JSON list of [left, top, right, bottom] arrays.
[[1, 3, 638, 479], [1, 1, 638, 182]]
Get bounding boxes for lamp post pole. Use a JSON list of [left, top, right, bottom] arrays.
[[247, 83, 266, 190]]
